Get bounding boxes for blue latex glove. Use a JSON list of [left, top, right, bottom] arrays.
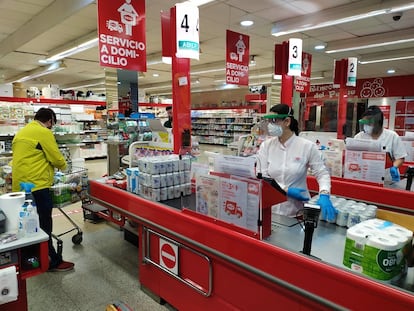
[[317, 194, 337, 222], [390, 166, 400, 182], [287, 187, 309, 201]]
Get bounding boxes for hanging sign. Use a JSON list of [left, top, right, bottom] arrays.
[[295, 52, 312, 93], [226, 30, 250, 86], [98, 0, 146, 71], [175, 2, 199, 59], [288, 38, 302, 76], [346, 57, 358, 87]]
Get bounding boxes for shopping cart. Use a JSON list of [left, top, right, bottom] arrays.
[[50, 166, 88, 255]]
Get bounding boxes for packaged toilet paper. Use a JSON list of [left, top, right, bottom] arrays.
[[343, 218, 413, 281]]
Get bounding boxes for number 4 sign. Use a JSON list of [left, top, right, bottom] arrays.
[[175, 2, 199, 60]]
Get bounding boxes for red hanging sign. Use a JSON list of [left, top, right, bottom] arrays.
[[226, 30, 249, 86], [97, 0, 146, 71], [295, 52, 312, 93]]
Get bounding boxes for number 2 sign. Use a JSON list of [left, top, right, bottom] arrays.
[[346, 57, 358, 87], [175, 2, 199, 60]]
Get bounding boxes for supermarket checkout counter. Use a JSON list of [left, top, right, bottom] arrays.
[[0, 230, 49, 311], [88, 179, 414, 310]]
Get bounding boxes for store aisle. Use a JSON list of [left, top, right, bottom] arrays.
[[26, 158, 174, 311], [26, 145, 231, 311]]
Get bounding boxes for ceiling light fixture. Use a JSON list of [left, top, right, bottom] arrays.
[[271, 1, 414, 37], [191, 67, 224, 75], [314, 44, 326, 50], [250, 55, 257, 66], [61, 78, 105, 90], [186, 0, 216, 7], [325, 28, 414, 53], [39, 31, 98, 63], [9, 61, 66, 83], [358, 48, 414, 64], [240, 20, 254, 27], [387, 69, 396, 74], [360, 55, 414, 64]]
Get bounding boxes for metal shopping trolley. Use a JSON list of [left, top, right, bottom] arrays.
[[50, 166, 88, 255]]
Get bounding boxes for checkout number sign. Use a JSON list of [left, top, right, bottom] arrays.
[[159, 238, 179, 275], [346, 57, 358, 87], [288, 38, 302, 76], [175, 2, 199, 60]]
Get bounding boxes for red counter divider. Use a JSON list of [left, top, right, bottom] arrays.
[[89, 180, 414, 310], [307, 176, 414, 213]]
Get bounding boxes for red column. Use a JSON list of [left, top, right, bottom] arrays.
[[280, 74, 293, 106], [333, 59, 349, 139], [337, 86, 347, 139], [170, 7, 192, 154]]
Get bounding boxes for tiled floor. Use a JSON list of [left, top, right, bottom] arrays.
[[27, 145, 232, 311]]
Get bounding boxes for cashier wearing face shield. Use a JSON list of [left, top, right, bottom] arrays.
[[355, 105, 407, 183], [256, 104, 336, 221]]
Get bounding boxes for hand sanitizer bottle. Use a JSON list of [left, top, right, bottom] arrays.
[[25, 200, 40, 235], [18, 200, 29, 238]]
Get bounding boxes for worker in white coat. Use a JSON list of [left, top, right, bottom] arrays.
[[256, 104, 336, 221], [354, 105, 407, 183]]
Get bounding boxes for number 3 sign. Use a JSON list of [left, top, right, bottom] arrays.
[[288, 38, 302, 77], [175, 2, 199, 60]]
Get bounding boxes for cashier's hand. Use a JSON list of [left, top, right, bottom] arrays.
[[287, 188, 309, 201], [317, 194, 337, 222], [390, 166, 400, 182]]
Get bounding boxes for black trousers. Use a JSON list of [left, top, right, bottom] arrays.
[[32, 188, 62, 269]]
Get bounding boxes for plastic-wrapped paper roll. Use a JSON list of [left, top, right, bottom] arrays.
[[0, 266, 18, 304], [0, 192, 25, 232], [387, 225, 413, 241], [345, 137, 383, 152]]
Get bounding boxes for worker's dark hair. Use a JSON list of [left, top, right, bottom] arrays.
[[269, 103, 299, 135], [362, 105, 383, 135], [166, 106, 172, 111], [34, 107, 57, 124]]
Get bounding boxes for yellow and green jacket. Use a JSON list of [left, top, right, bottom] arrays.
[[12, 121, 67, 192]]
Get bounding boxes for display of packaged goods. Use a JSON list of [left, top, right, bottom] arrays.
[[343, 218, 413, 281]]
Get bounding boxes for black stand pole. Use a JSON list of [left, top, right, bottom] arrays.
[[302, 222, 315, 255]]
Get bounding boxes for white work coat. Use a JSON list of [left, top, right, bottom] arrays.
[[257, 135, 331, 217], [354, 128, 408, 183]]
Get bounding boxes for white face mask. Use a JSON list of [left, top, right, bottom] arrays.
[[364, 124, 374, 135], [268, 123, 283, 137]]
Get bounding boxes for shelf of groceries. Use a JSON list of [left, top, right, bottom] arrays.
[[191, 108, 260, 145], [0, 97, 108, 160]]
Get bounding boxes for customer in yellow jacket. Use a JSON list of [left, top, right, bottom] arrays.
[[12, 107, 74, 272]]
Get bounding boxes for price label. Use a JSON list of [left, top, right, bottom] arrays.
[[288, 38, 302, 76], [175, 2, 199, 59], [346, 57, 358, 87]]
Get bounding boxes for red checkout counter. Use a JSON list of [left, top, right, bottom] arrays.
[[88, 177, 414, 310], [0, 231, 49, 311]]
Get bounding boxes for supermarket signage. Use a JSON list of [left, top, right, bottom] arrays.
[[226, 30, 249, 86], [175, 2, 199, 60], [97, 0, 147, 71], [159, 238, 178, 275], [288, 38, 302, 76], [295, 52, 312, 93], [346, 57, 358, 87]]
